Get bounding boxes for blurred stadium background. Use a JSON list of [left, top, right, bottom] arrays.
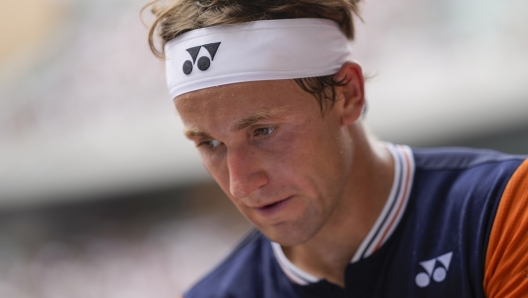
[[0, 0, 527, 296]]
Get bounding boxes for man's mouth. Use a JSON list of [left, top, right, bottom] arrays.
[[254, 197, 292, 216]]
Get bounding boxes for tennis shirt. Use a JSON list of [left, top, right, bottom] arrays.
[[184, 145, 528, 298]]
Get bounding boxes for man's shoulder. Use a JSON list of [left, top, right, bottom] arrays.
[[370, 147, 527, 297], [411, 146, 526, 171], [409, 146, 526, 210], [183, 229, 298, 298]]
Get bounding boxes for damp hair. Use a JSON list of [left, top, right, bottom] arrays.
[[143, 0, 363, 113]]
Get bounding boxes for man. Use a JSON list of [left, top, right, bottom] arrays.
[[145, 0, 528, 297]]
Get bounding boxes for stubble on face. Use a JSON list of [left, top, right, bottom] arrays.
[[175, 80, 353, 247]]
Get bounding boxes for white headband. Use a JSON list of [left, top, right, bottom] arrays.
[[164, 18, 352, 99]]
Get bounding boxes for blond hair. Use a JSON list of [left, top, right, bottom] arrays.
[[144, 0, 362, 112]]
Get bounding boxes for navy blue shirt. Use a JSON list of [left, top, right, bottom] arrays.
[[184, 147, 526, 298]]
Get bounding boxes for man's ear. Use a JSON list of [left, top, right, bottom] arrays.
[[333, 61, 365, 126]]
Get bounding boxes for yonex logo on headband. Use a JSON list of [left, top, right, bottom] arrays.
[[183, 42, 221, 75]]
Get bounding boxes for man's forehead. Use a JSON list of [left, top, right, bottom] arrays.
[[175, 80, 298, 117], [175, 79, 302, 107], [175, 79, 310, 139]]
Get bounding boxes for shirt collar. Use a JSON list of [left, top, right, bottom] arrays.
[[271, 143, 415, 285]]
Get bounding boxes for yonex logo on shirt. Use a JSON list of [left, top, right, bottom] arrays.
[[415, 252, 453, 288], [183, 42, 221, 75]]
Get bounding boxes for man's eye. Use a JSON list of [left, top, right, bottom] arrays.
[[252, 126, 275, 137], [198, 139, 222, 149]]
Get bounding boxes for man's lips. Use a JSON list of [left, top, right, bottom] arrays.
[[253, 196, 292, 216]]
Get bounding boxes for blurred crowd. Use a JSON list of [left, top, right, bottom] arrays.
[[0, 183, 250, 298], [0, 0, 526, 296]]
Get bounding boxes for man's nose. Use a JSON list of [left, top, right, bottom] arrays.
[[227, 146, 268, 199]]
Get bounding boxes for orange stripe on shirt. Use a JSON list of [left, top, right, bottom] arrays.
[[484, 159, 528, 298], [373, 147, 412, 252]]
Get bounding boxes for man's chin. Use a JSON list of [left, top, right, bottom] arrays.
[[258, 223, 315, 247]]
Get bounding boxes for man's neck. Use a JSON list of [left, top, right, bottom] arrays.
[[281, 124, 395, 287]]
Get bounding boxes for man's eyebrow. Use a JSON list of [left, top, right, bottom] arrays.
[[184, 128, 211, 139], [232, 109, 285, 132]]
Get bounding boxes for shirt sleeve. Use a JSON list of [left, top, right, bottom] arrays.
[[484, 159, 528, 297]]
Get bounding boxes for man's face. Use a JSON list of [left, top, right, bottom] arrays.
[[175, 80, 354, 246]]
